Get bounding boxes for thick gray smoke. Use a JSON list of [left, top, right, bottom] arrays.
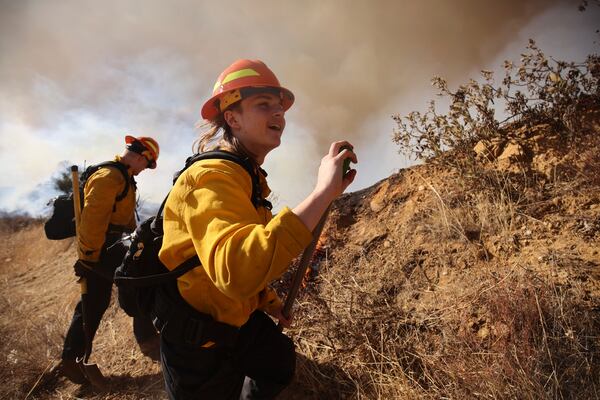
[[0, 0, 594, 213]]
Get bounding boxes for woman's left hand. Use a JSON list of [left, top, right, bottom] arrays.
[[269, 305, 293, 328]]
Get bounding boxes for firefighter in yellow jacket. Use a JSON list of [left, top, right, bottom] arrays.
[[158, 59, 357, 399], [59, 135, 160, 384]]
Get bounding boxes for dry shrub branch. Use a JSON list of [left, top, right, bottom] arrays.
[[393, 40, 599, 166]]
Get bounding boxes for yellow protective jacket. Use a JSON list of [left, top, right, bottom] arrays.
[[78, 156, 137, 262], [159, 158, 312, 328]]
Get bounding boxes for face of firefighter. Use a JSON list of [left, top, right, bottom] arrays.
[[224, 92, 285, 164], [130, 152, 150, 175]]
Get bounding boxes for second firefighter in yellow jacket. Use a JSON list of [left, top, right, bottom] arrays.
[[60, 135, 161, 384]]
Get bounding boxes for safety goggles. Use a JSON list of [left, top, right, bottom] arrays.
[[127, 140, 157, 169]]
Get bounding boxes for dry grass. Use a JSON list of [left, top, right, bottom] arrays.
[[289, 246, 599, 399]]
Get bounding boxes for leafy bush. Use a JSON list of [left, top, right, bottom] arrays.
[[392, 40, 600, 164]]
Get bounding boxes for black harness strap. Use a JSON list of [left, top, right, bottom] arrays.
[[176, 150, 270, 209], [84, 161, 132, 201]]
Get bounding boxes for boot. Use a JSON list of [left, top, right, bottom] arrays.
[[138, 335, 161, 361], [59, 358, 88, 384]]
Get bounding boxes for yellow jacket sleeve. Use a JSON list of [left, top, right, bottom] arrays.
[[78, 165, 132, 261], [160, 159, 312, 327]]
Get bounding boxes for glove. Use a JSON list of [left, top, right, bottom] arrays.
[[73, 259, 98, 277], [74, 259, 116, 282]]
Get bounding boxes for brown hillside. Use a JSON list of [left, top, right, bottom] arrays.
[[282, 109, 600, 398], [1, 109, 599, 399]]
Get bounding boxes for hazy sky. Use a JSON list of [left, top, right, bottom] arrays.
[[1, 0, 598, 215]]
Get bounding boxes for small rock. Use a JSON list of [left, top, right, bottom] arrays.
[[565, 329, 574, 339], [473, 140, 487, 156], [477, 326, 490, 340], [369, 199, 385, 212], [498, 142, 525, 162]]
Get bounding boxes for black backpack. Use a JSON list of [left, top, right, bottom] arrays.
[[44, 162, 131, 240], [113, 150, 271, 319]]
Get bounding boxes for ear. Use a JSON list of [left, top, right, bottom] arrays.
[[223, 109, 241, 130]]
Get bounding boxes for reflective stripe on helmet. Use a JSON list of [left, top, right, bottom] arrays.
[[140, 138, 159, 159], [213, 68, 261, 93]]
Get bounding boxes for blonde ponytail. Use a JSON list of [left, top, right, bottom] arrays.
[[193, 109, 258, 169]]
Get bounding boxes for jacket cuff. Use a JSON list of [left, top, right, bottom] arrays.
[[78, 246, 101, 262]]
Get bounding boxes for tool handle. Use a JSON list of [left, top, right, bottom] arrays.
[[279, 146, 355, 329], [281, 204, 330, 322], [71, 165, 82, 233], [71, 165, 85, 291], [71, 165, 84, 282]]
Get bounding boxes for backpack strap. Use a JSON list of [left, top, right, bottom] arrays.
[[89, 161, 132, 201], [173, 150, 272, 210], [114, 253, 200, 287], [82, 161, 134, 214]]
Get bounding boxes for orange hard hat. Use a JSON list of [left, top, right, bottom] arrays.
[[125, 135, 160, 169], [201, 59, 294, 121]]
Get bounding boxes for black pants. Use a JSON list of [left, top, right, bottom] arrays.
[[62, 241, 158, 360], [161, 311, 295, 400]]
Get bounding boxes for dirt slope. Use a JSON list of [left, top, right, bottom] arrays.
[[1, 111, 599, 399], [281, 113, 600, 398]]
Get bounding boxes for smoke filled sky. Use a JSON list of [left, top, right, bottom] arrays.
[[0, 0, 598, 215]]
